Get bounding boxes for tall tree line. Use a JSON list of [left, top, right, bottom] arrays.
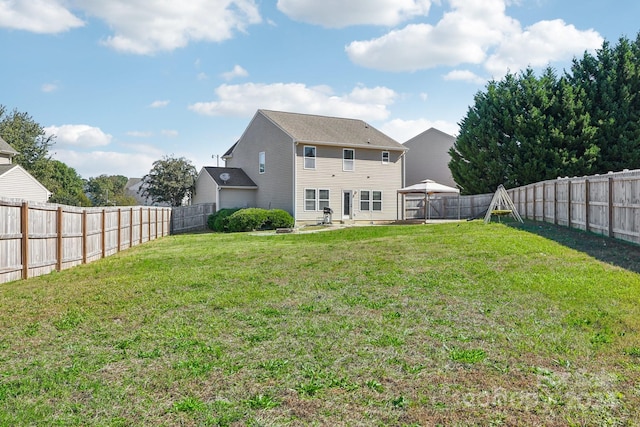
[[450, 34, 640, 194]]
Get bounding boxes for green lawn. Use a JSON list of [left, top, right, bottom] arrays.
[[1, 222, 640, 426]]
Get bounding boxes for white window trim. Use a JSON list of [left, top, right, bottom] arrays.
[[372, 190, 383, 211], [360, 190, 370, 211], [304, 145, 316, 170], [343, 148, 355, 172], [381, 151, 390, 164], [304, 188, 330, 211], [304, 188, 317, 211], [318, 189, 330, 211], [259, 151, 265, 174], [360, 189, 383, 212]]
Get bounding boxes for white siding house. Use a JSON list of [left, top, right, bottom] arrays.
[[192, 167, 257, 210], [221, 109, 407, 224], [0, 136, 51, 203]]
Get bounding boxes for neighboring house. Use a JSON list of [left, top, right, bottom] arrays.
[[124, 178, 170, 206], [403, 127, 457, 188], [192, 167, 258, 208], [220, 109, 407, 224], [0, 136, 51, 202]]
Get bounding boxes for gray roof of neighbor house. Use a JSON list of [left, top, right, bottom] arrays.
[[203, 167, 257, 188], [259, 109, 407, 151], [0, 136, 18, 157], [0, 164, 18, 176]]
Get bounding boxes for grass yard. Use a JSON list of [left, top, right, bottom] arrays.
[[1, 221, 640, 426]]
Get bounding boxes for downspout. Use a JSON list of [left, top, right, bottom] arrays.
[[292, 138, 297, 223]]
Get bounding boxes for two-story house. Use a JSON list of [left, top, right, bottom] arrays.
[[210, 109, 407, 224], [403, 127, 457, 188]]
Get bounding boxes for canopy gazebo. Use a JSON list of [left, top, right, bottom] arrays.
[[397, 179, 460, 222]]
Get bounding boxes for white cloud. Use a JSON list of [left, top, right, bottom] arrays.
[[126, 131, 153, 138], [161, 130, 179, 137], [45, 125, 112, 147], [53, 148, 159, 178], [222, 65, 249, 81], [189, 82, 397, 121], [346, 0, 602, 76], [485, 19, 603, 77], [277, 0, 431, 28], [381, 118, 459, 142], [149, 100, 170, 108], [0, 0, 84, 33], [41, 83, 58, 93], [443, 69, 486, 84], [78, 0, 262, 54]]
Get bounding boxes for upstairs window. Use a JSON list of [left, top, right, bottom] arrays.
[[304, 146, 316, 169], [343, 149, 354, 171], [381, 151, 390, 164], [259, 151, 265, 174]]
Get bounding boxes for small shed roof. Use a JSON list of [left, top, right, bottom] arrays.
[[202, 167, 257, 188]]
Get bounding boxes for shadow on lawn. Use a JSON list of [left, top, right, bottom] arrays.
[[508, 220, 640, 274]]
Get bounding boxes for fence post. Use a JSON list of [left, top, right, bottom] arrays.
[[129, 207, 134, 247], [567, 180, 572, 229], [21, 202, 29, 280], [608, 176, 614, 238], [552, 181, 557, 224], [585, 179, 590, 232], [140, 207, 144, 244], [101, 209, 106, 258], [542, 182, 547, 222], [82, 210, 88, 264], [57, 207, 63, 271], [117, 208, 122, 252]]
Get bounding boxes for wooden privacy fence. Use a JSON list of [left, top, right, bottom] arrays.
[[171, 203, 215, 234], [403, 193, 493, 220], [0, 199, 172, 284], [507, 169, 640, 245]]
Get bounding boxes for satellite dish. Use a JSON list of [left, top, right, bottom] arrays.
[[219, 172, 231, 182]]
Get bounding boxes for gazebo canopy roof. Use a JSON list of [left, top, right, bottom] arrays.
[[398, 179, 459, 195]]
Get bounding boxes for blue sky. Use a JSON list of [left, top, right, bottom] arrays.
[[1, 0, 638, 179]]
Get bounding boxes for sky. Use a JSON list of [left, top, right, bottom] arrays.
[[1, 0, 638, 180]]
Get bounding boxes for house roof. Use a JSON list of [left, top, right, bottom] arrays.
[[202, 167, 257, 188], [259, 109, 407, 151], [0, 164, 18, 177], [403, 127, 455, 145], [0, 136, 18, 157]]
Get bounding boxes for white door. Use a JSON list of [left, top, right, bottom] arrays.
[[343, 190, 352, 219]]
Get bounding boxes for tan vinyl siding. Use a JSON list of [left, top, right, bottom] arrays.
[[226, 113, 295, 214], [0, 157, 10, 165], [294, 145, 403, 222], [0, 166, 50, 202], [219, 188, 256, 210], [192, 171, 217, 204]]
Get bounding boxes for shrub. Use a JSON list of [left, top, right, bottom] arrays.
[[265, 209, 295, 229], [207, 208, 241, 232], [226, 208, 269, 232]]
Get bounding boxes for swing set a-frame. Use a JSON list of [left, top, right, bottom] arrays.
[[483, 184, 524, 224]]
